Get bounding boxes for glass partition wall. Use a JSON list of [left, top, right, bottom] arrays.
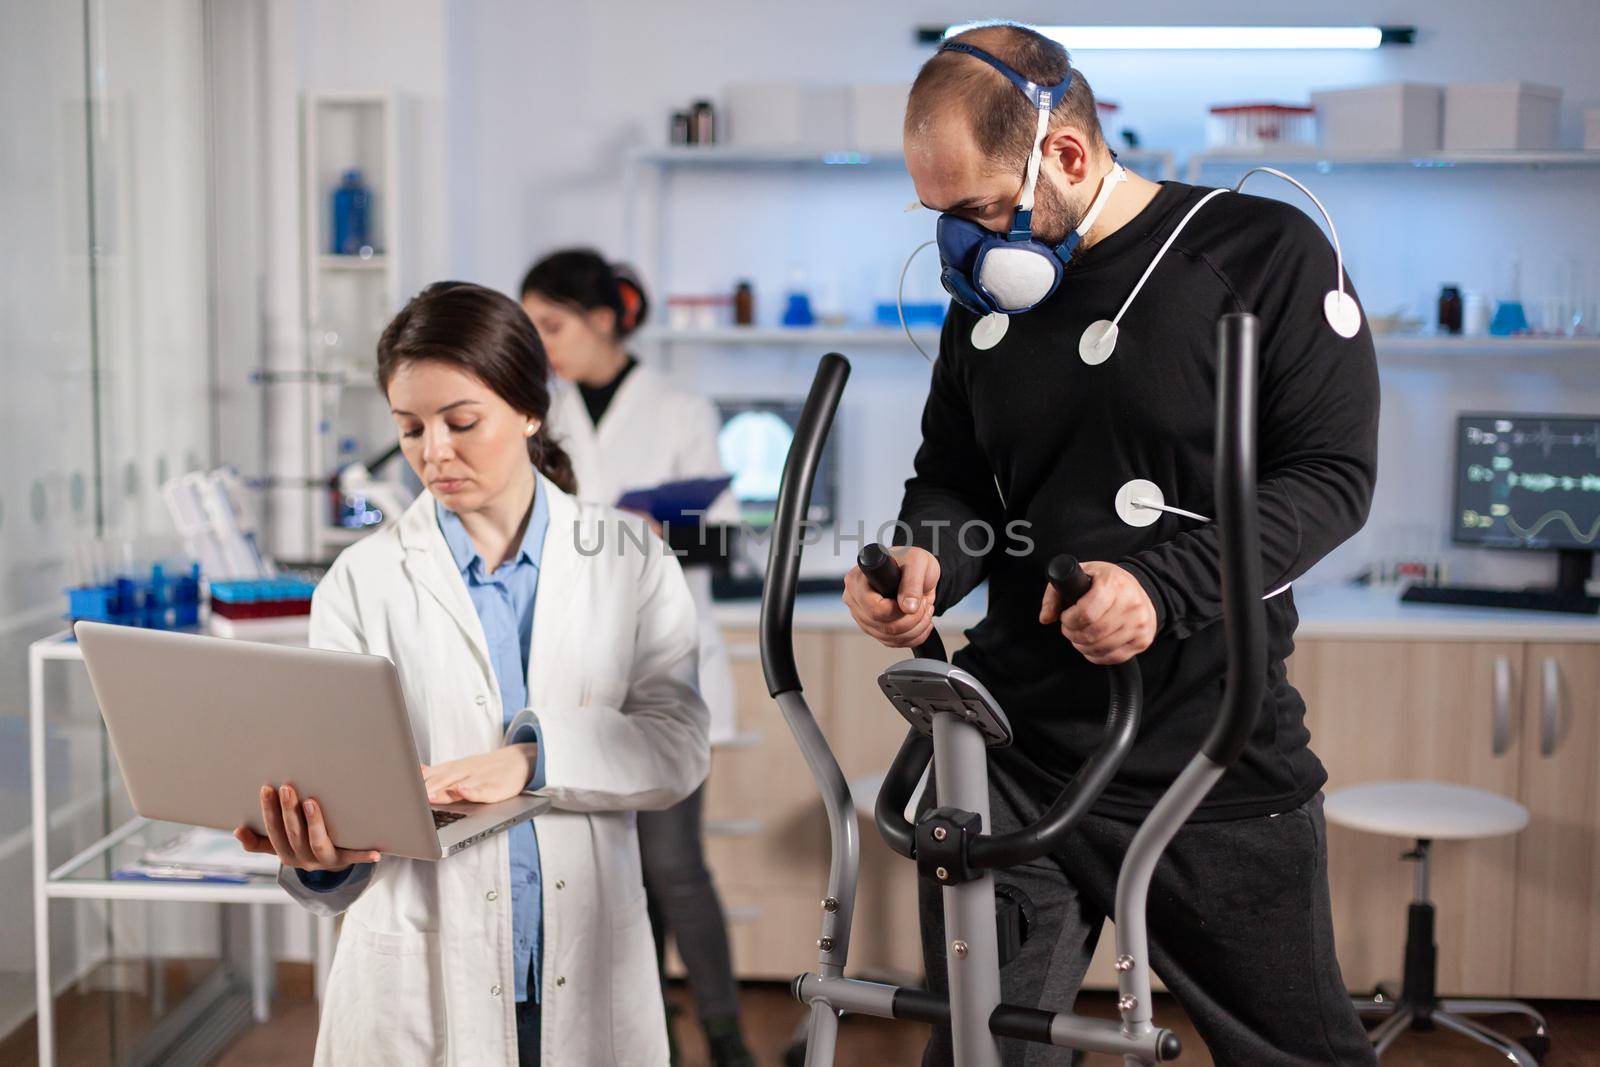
[[1, 1, 223, 1061]]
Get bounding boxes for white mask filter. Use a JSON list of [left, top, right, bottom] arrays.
[[978, 245, 1061, 312]]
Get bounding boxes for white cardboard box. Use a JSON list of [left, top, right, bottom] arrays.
[[725, 82, 852, 148], [1443, 81, 1562, 151], [851, 83, 910, 154], [1311, 82, 1442, 153]]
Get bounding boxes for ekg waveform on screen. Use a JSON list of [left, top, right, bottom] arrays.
[[1455, 415, 1600, 550]]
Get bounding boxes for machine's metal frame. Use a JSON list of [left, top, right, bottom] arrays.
[[758, 313, 1266, 1066]]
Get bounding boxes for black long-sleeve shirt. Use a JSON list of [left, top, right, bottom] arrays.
[[898, 181, 1379, 821]]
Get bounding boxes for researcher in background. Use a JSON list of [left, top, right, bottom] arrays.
[[521, 249, 754, 1067], [843, 24, 1379, 1066], [235, 281, 708, 1067]]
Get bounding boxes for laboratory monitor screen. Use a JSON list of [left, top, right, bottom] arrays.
[[1453, 413, 1600, 551], [715, 399, 837, 528]]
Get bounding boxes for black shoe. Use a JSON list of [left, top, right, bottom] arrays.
[[704, 1016, 756, 1067]]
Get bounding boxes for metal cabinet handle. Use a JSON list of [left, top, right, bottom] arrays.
[[1492, 655, 1513, 756], [1540, 657, 1561, 758]]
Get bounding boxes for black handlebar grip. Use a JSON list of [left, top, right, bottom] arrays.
[[858, 543, 947, 663], [1047, 555, 1093, 608], [858, 543, 901, 600]]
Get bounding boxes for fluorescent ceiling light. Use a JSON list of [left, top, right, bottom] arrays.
[[938, 24, 1394, 50]]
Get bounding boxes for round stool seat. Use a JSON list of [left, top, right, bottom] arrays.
[[1324, 780, 1528, 841]]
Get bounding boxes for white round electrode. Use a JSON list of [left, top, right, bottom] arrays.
[[1115, 479, 1164, 528], [1323, 290, 1362, 339], [1079, 319, 1119, 365], [971, 312, 1009, 350]]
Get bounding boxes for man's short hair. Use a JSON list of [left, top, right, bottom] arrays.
[[905, 23, 1104, 173]]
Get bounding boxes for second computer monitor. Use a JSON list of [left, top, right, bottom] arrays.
[[716, 399, 838, 528]]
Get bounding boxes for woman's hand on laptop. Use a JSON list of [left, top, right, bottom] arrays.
[[422, 743, 538, 805], [233, 783, 381, 872]]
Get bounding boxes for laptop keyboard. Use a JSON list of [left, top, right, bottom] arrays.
[[432, 809, 467, 829]]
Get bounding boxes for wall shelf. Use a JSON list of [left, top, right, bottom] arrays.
[[638, 326, 1599, 368], [1375, 334, 1599, 368], [315, 253, 388, 271], [629, 144, 1178, 178], [1187, 149, 1600, 181], [631, 144, 1600, 180], [639, 325, 938, 348]]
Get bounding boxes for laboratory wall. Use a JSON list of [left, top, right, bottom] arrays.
[[1, 0, 226, 1049], [437, 0, 1600, 587]]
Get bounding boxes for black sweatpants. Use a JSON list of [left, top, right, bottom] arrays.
[[919, 760, 1377, 1066]]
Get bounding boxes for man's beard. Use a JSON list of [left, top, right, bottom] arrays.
[[1027, 172, 1085, 254]]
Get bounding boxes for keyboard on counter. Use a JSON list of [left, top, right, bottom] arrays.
[[711, 573, 845, 601], [1400, 583, 1600, 616]]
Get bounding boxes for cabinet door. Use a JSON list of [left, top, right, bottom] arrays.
[[1512, 643, 1600, 997], [1292, 640, 1524, 995]]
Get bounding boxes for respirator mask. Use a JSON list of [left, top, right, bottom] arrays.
[[933, 42, 1125, 318]]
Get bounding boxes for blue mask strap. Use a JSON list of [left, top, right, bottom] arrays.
[[938, 41, 1073, 109], [938, 43, 1073, 243]]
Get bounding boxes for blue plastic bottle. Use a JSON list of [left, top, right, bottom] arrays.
[[332, 169, 372, 256]]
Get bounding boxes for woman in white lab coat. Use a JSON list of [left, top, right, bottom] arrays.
[[235, 281, 708, 1067], [520, 250, 753, 1067]]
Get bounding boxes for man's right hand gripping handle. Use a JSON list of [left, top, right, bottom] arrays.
[[850, 543, 946, 661]]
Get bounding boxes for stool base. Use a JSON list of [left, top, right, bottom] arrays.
[[1353, 839, 1550, 1065], [1353, 997, 1549, 1065]]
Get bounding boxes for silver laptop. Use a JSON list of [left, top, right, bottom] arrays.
[[74, 621, 549, 861]]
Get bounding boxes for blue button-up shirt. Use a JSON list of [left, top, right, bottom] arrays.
[[437, 484, 550, 1003], [299, 478, 551, 1004]]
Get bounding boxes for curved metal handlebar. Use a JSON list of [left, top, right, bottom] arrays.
[[759, 352, 851, 697], [1205, 313, 1268, 765], [865, 548, 1143, 868], [875, 727, 933, 861]]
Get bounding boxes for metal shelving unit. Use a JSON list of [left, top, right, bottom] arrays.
[[29, 631, 335, 1067], [622, 141, 1600, 370], [621, 143, 1177, 369]]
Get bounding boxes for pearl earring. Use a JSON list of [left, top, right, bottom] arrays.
[[525, 423, 536, 437]]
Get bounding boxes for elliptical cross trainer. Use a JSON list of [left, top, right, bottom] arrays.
[[756, 312, 1269, 1066]]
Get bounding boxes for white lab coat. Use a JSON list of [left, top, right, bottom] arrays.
[[548, 363, 739, 744], [279, 478, 709, 1067]]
